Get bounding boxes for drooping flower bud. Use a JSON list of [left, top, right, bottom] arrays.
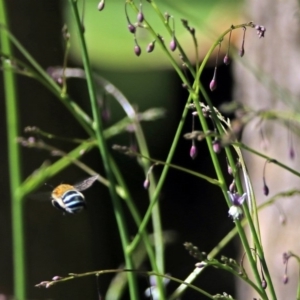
[[209, 76, 217, 91], [170, 38, 177, 51], [147, 41, 155, 53], [143, 178, 150, 189], [262, 160, 270, 196], [263, 183, 269, 196], [229, 180, 235, 193], [239, 47, 245, 57], [224, 29, 232, 65], [223, 54, 230, 65], [143, 164, 157, 189], [169, 17, 177, 51], [137, 11, 144, 22], [239, 27, 246, 57], [190, 144, 198, 159], [226, 159, 233, 175], [128, 24, 136, 34], [261, 279, 267, 289], [210, 42, 220, 91], [213, 139, 221, 153], [134, 45, 141, 56], [97, 0, 105, 11]]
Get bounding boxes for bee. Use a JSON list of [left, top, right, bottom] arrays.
[[51, 175, 98, 214]]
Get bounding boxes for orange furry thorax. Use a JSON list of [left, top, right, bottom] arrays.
[[51, 184, 75, 198]]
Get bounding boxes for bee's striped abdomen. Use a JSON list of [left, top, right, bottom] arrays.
[[50, 176, 98, 214], [61, 190, 86, 214]]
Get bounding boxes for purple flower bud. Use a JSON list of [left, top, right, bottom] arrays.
[[170, 38, 177, 51], [223, 54, 230, 65], [239, 47, 245, 57], [283, 274, 288, 284], [52, 276, 62, 281], [147, 42, 155, 53], [97, 0, 105, 11], [227, 165, 232, 175], [289, 147, 295, 160], [128, 24, 136, 34], [263, 183, 269, 196], [134, 45, 141, 56], [261, 279, 267, 289], [209, 78, 217, 91], [137, 11, 144, 23], [190, 144, 198, 159], [229, 180, 235, 193], [213, 139, 221, 153], [143, 179, 150, 189]]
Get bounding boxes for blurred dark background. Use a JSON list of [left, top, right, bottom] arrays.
[[0, 1, 240, 299]]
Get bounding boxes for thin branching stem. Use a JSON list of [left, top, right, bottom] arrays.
[[0, 1, 26, 299], [69, 1, 139, 299]]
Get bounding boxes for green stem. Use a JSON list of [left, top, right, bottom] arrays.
[[128, 1, 193, 89], [110, 158, 162, 274], [127, 95, 192, 253], [191, 23, 273, 298], [94, 73, 166, 283], [0, 2, 26, 300], [37, 269, 214, 299], [236, 142, 300, 178], [69, 1, 139, 299]]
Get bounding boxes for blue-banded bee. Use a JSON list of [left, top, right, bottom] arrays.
[[51, 175, 98, 214]]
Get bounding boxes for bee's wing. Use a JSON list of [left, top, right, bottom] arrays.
[[74, 175, 99, 192]]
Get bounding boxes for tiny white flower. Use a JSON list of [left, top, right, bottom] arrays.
[[227, 191, 247, 220], [228, 205, 243, 220], [144, 275, 170, 299]]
